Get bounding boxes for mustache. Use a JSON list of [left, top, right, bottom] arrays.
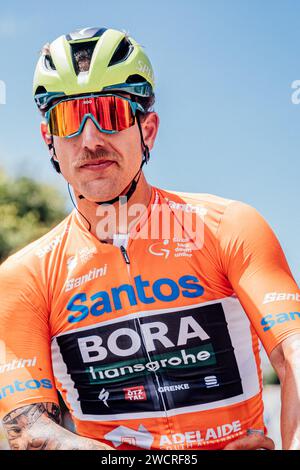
[[74, 149, 120, 167]]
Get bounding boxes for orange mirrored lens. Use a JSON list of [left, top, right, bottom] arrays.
[[48, 95, 135, 137]]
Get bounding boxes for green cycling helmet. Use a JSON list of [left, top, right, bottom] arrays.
[[33, 26, 155, 111]]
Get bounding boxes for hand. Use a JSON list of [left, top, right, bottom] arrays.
[[223, 430, 275, 450]]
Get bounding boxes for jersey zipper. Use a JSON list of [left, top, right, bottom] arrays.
[[119, 242, 174, 442], [120, 245, 130, 264]]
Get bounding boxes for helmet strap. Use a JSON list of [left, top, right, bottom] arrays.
[[48, 136, 61, 174]]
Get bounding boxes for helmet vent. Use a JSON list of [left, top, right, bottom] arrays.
[[44, 54, 56, 71], [35, 86, 47, 95], [108, 37, 133, 67], [70, 41, 97, 75], [126, 74, 146, 84], [66, 27, 107, 41]]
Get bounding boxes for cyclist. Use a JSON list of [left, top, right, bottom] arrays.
[[0, 26, 299, 451]]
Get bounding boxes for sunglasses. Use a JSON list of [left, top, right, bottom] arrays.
[[45, 93, 145, 138]]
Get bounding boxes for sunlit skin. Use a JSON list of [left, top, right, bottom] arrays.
[[41, 95, 159, 241]]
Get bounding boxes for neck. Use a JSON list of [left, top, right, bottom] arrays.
[[74, 173, 152, 243]]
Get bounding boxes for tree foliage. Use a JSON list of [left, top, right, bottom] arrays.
[[0, 170, 67, 262]]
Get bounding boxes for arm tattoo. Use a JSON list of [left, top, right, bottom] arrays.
[[2, 403, 62, 450], [3, 402, 61, 428], [2, 402, 111, 450]]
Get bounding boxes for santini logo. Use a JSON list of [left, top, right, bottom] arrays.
[[65, 265, 108, 292], [263, 292, 300, 304], [0, 357, 37, 374], [67, 274, 204, 323]]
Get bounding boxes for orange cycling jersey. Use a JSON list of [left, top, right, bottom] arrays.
[[0, 186, 300, 450]]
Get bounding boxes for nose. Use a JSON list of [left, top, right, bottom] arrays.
[[80, 116, 108, 150]]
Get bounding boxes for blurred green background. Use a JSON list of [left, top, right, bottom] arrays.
[[0, 169, 67, 262]]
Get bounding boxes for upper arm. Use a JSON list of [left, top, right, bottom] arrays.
[[217, 201, 300, 357], [0, 260, 59, 419]]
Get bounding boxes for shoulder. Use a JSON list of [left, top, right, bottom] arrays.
[[157, 187, 238, 217], [158, 187, 234, 208], [165, 189, 233, 204], [156, 187, 248, 229], [159, 187, 262, 222], [155, 187, 271, 247]]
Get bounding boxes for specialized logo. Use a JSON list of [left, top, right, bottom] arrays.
[[98, 388, 109, 407], [261, 311, 300, 331], [66, 274, 204, 323], [263, 292, 300, 304], [0, 378, 53, 400], [65, 265, 108, 292], [137, 60, 154, 83], [54, 303, 243, 418], [0, 357, 37, 374], [124, 386, 146, 401], [104, 425, 154, 449]]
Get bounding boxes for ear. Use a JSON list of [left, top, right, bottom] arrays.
[[40, 120, 52, 146], [140, 112, 160, 151], [40, 120, 61, 174]]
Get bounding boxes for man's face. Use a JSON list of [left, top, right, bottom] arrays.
[[41, 94, 159, 202]]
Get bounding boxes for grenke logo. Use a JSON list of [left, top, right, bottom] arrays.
[[66, 274, 204, 323]]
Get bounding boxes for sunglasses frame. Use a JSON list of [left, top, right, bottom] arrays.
[[45, 93, 145, 138]]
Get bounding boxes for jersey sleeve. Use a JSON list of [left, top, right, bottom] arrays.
[[217, 201, 300, 356], [0, 258, 59, 419]]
